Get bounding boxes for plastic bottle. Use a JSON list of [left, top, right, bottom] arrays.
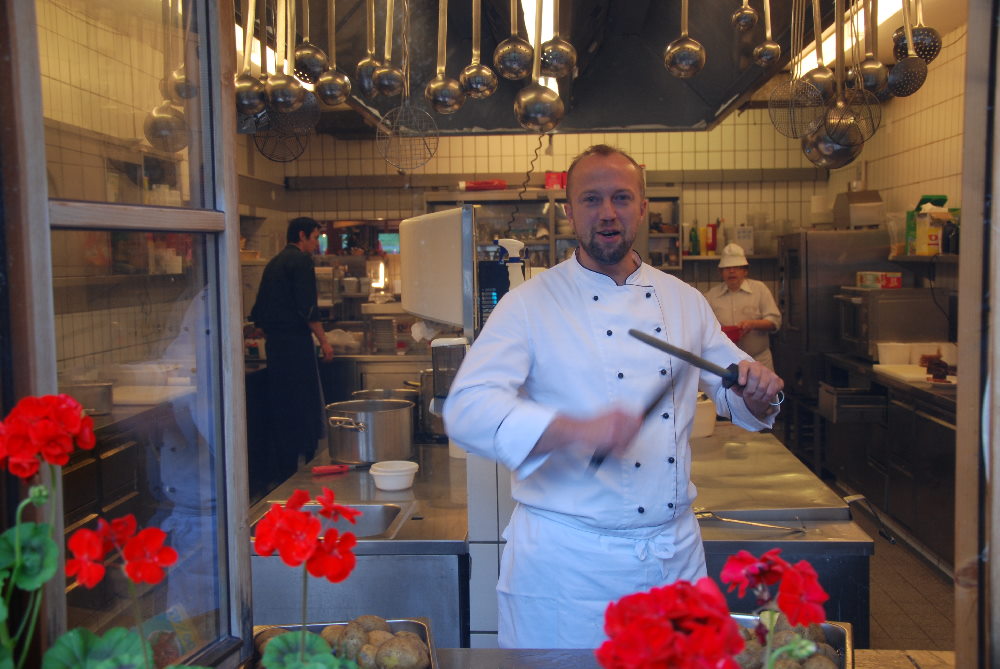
[[689, 224, 700, 256], [707, 218, 720, 254]]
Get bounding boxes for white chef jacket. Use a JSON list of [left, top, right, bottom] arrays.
[[444, 254, 775, 647], [704, 278, 781, 368]]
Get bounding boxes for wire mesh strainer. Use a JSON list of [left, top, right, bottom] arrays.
[[768, 0, 824, 138], [375, 0, 439, 171]]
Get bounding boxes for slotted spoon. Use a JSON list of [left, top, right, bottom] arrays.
[[887, 0, 927, 97]]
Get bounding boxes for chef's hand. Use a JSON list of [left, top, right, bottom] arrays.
[[320, 340, 334, 362], [532, 408, 644, 461], [731, 360, 784, 420]]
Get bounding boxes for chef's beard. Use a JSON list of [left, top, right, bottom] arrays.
[[580, 230, 633, 265]]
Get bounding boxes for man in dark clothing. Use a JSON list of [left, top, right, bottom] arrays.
[[250, 217, 333, 482]]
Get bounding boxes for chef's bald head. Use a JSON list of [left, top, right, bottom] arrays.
[[565, 145, 645, 200]]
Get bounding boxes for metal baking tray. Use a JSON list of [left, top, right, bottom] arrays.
[[252, 617, 438, 669], [732, 614, 853, 669]]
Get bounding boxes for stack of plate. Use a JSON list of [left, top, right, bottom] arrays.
[[372, 317, 396, 353]]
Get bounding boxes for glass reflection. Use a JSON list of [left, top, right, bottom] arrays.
[[36, 0, 207, 208], [53, 230, 221, 666]]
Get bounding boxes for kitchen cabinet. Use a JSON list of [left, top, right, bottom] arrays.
[[820, 354, 956, 567], [424, 187, 682, 271]]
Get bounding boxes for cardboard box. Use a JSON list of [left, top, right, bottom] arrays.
[[856, 271, 902, 289]]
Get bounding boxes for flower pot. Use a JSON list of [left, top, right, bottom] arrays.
[[731, 614, 853, 668]]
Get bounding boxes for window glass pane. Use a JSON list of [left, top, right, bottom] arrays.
[[53, 229, 223, 664], [37, 0, 209, 208]]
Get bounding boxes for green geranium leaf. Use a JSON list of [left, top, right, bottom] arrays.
[[0, 522, 58, 591], [0, 593, 7, 625], [0, 644, 14, 669], [261, 631, 353, 669], [42, 627, 151, 669]]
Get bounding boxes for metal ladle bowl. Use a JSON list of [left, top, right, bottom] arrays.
[[424, 75, 466, 115], [355, 56, 381, 98], [373, 64, 405, 97], [235, 72, 267, 115], [293, 41, 329, 84], [801, 124, 863, 169], [459, 63, 499, 99], [266, 72, 305, 113], [540, 36, 577, 79], [753, 39, 781, 68], [144, 102, 190, 153], [164, 65, 198, 102], [853, 57, 889, 94], [800, 66, 836, 102], [731, 4, 758, 32], [514, 82, 565, 133], [663, 37, 706, 79], [493, 37, 533, 80], [315, 68, 352, 106]]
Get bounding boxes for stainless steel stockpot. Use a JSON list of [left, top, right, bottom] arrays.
[[325, 399, 414, 464]]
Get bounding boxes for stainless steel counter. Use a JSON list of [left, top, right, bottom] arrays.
[[692, 423, 873, 647], [248, 442, 468, 556], [692, 423, 851, 522]]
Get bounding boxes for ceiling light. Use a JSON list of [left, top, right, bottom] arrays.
[[795, 0, 902, 72]]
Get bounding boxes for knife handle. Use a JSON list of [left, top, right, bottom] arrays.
[[721, 363, 740, 388], [312, 464, 349, 475]]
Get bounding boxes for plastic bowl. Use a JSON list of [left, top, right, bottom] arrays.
[[721, 325, 742, 344], [369, 460, 419, 491]]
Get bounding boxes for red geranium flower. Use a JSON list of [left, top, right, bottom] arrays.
[[0, 394, 96, 478], [316, 487, 361, 524], [306, 529, 358, 582], [254, 503, 323, 567], [776, 560, 829, 627], [597, 578, 743, 669], [122, 527, 178, 585], [720, 548, 789, 598], [286, 489, 312, 511], [65, 528, 107, 589], [4, 427, 41, 479], [97, 514, 139, 554]]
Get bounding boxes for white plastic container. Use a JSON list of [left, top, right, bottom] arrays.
[[691, 396, 716, 438], [370, 460, 419, 491], [876, 342, 911, 365]]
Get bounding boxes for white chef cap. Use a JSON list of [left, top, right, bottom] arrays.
[[718, 243, 749, 268]]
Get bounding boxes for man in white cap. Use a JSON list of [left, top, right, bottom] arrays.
[[704, 243, 781, 370]]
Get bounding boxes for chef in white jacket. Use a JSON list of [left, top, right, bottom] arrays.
[[443, 145, 784, 649]]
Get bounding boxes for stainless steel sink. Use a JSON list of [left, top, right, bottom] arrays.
[[254, 501, 415, 540]]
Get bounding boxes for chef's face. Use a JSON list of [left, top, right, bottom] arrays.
[[564, 153, 647, 270], [720, 266, 748, 291]]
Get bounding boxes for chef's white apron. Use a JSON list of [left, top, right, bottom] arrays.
[[497, 503, 707, 649]]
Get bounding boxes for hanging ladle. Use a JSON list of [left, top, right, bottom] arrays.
[[800, 0, 835, 103], [493, 0, 533, 80], [164, 0, 198, 102], [854, 0, 888, 94], [886, 0, 927, 97], [823, 0, 879, 147], [513, 0, 564, 132], [315, 0, 352, 105], [235, 0, 267, 115], [266, 0, 305, 112], [293, 0, 329, 83], [373, 0, 404, 96], [540, 0, 576, 79], [731, 0, 758, 33], [424, 0, 465, 114], [460, 0, 498, 98], [355, 0, 380, 97], [145, 0, 190, 152], [663, 0, 706, 78], [752, 0, 781, 67]]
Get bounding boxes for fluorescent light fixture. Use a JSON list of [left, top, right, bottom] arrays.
[[795, 0, 902, 72], [235, 24, 277, 76], [520, 0, 558, 91]]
